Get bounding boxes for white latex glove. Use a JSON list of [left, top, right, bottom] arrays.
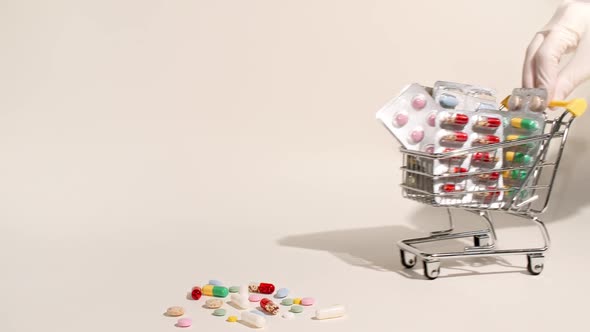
[[522, 0, 590, 101]]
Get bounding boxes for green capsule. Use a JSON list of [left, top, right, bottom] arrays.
[[504, 169, 527, 180], [511, 117, 539, 131], [202, 284, 229, 298], [506, 151, 532, 164]]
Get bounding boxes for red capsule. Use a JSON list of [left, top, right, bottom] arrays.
[[260, 298, 280, 315], [257, 283, 275, 294], [477, 172, 500, 181], [191, 287, 202, 300], [473, 135, 500, 145], [443, 113, 469, 126], [441, 183, 464, 192], [475, 187, 501, 201], [443, 148, 467, 161], [472, 152, 499, 163], [475, 116, 501, 128], [451, 167, 468, 173], [441, 132, 468, 143]]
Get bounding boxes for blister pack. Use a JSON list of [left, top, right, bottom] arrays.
[[432, 81, 498, 112], [502, 88, 547, 205], [432, 109, 505, 207], [376, 84, 438, 151]]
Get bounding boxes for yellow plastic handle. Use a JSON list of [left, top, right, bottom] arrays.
[[548, 98, 587, 117]]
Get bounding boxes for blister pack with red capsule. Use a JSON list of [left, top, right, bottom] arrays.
[[432, 109, 504, 206], [376, 84, 438, 151]]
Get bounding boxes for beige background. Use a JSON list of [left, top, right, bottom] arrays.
[[2, 0, 590, 331]]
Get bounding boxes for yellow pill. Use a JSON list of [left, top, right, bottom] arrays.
[[227, 316, 238, 323], [506, 135, 521, 141], [293, 298, 301, 305]]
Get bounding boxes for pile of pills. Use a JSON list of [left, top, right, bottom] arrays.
[[164, 279, 346, 329], [376, 81, 547, 207]]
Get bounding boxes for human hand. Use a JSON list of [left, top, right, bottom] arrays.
[[522, 0, 590, 101]]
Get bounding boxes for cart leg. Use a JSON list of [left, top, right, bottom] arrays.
[[423, 260, 441, 280], [527, 254, 545, 275], [430, 208, 454, 236], [466, 211, 497, 250]]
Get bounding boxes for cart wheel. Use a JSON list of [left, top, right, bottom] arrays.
[[527, 254, 544, 275], [400, 250, 417, 268], [423, 260, 441, 280]]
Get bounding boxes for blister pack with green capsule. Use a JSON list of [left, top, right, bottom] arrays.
[[502, 88, 547, 205]]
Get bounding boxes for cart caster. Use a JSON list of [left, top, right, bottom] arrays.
[[400, 250, 417, 268], [527, 254, 544, 275], [473, 234, 491, 247], [423, 260, 441, 280]]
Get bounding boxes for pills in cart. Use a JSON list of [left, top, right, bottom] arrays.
[[260, 298, 280, 315], [510, 117, 539, 131], [241, 311, 266, 328], [166, 306, 184, 317], [474, 115, 501, 129], [315, 305, 346, 320], [176, 318, 192, 328], [411, 94, 427, 110], [441, 112, 469, 127], [202, 284, 229, 298], [440, 132, 468, 144], [506, 151, 532, 164], [472, 135, 500, 146]]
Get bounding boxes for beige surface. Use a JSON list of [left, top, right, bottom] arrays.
[[2, 0, 590, 331]]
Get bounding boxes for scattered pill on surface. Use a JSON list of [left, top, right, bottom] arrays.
[[282, 312, 295, 319], [301, 297, 315, 306], [293, 298, 301, 305], [205, 298, 224, 309], [213, 308, 227, 316], [202, 285, 229, 298], [275, 288, 289, 298], [411, 94, 427, 110], [166, 306, 184, 317], [248, 294, 263, 302], [315, 305, 346, 320], [250, 310, 265, 317], [290, 305, 303, 313], [191, 287, 202, 300], [229, 286, 240, 293], [249, 282, 275, 294], [260, 298, 280, 315], [242, 311, 267, 328], [227, 316, 238, 323], [209, 279, 223, 286], [231, 293, 250, 309], [177, 318, 192, 328], [281, 298, 294, 306], [239, 285, 249, 296]]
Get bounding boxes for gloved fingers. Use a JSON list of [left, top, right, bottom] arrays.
[[554, 41, 590, 100], [522, 33, 545, 88], [533, 28, 576, 100]]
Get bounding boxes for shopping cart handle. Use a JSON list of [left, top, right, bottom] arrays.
[[501, 95, 587, 117], [548, 98, 587, 117]]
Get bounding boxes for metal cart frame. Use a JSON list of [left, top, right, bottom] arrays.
[[397, 104, 584, 279]]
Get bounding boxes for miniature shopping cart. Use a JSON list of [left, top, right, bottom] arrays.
[[398, 98, 587, 279]]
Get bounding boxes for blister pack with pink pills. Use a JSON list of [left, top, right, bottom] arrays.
[[432, 109, 505, 207], [376, 83, 438, 151]]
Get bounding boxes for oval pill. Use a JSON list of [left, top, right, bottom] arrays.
[[315, 305, 346, 320], [393, 111, 409, 127], [209, 279, 223, 286], [177, 318, 192, 328], [409, 128, 424, 143], [166, 306, 184, 317], [275, 288, 289, 298], [290, 305, 304, 313], [213, 308, 227, 316], [281, 298, 294, 306], [239, 285, 249, 296], [229, 286, 240, 293], [301, 297, 315, 306], [439, 94, 459, 108], [205, 298, 224, 309], [427, 112, 437, 127], [241, 311, 266, 328], [529, 95, 545, 112], [249, 294, 263, 302], [282, 312, 295, 319]]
